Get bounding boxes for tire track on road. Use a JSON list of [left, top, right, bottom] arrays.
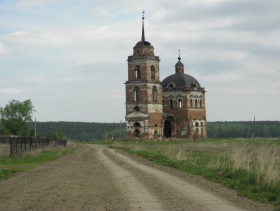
[[93, 145, 245, 211], [92, 145, 163, 210]]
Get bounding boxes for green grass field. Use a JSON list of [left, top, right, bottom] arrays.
[[109, 138, 280, 206], [0, 144, 10, 158], [0, 144, 78, 180]]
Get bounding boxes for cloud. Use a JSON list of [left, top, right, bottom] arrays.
[[0, 42, 8, 55], [17, 0, 62, 9], [0, 0, 279, 122], [91, 7, 112, 17], [0, 87, 25, 95]]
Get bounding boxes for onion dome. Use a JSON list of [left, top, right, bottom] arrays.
[[175, 55, 184, 73], [162, 55, 201, 89]]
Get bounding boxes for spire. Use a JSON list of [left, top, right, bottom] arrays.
[[178, 49, 181, 61], [141, 10, 145, 42], [134, 10, 152, 48]]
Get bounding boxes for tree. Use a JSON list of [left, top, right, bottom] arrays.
[[48, 128, 66, 141], [0, 99, 35, 136]]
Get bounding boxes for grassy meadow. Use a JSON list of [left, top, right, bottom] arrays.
[[110, 138, 280, 205], [0, 142, 78, 180], [0, 144, 10, 158]]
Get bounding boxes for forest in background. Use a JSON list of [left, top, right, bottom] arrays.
[[30, 121, 280, 141]]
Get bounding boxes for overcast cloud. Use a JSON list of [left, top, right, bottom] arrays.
[[0, 0, 279, 122]]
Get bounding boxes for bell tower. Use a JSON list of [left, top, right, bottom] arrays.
[[125, 12, 163, 139]]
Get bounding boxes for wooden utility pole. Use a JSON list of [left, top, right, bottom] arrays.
[[35, 118, 37, 138], [253, 116, 255, 139]]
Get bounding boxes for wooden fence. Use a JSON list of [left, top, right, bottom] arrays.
[[0, 136, 67, 157]]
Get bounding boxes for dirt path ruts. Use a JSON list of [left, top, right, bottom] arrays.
[[0, 144, 276, 211], [95, 145, 163, 210], [92, 145, 246, 211], [0, 145, 129, 210]]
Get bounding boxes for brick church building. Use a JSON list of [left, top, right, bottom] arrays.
[[125, 14, 207, 139]]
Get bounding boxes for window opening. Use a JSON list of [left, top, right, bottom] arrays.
[[195, 99, 198, 108], [133, 86, 140, 102], [133, 122, 141, 127], [151, 65, 155, 79], [134, 106, 140, 112], [200, 99, 202, 108], [135, 65, 140, 79], [167, 83, 175, 88], [152, 86, 157, 102], [195, 122, 199, 136], [170, 99, 173, 109], [178, 99, 182, 108]]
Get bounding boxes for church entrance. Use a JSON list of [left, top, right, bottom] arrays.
[[133, 122, 141, 137], [134, 129, 140, 137], [164, 120, 172, 138]]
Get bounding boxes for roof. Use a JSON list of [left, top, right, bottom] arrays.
[[162, 72, 201, 89], [134, 40, 151, 48]]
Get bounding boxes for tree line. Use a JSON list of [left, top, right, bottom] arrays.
[[1, 99, 279, 141], [31, 121, 280, 141], [31, 121, 126, 141], [208, 121, 280, 138]]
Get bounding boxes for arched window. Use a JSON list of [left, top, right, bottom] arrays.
[[190, 99, 193, 108], [152, 86, 157, 102], [167, 83, 175, 88], [192, 83, 197, 88], [134, 106, 140, 112], [135, 65, 140, 79], [133, 122, 141, 127], [200, 99, 202, 108], [178, 99, 182, 108], [150, 65, 155, 79], [133, 86, 140, 102], [195, 99, 198, 108], [170, 99, 173, 109], [195, 122, 199, 136]]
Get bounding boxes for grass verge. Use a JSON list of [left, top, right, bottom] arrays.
[[110, 139, 280, 206], [0, 146, 78, 180]]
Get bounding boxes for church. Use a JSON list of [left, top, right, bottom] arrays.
[[125, 14, 207, 139]]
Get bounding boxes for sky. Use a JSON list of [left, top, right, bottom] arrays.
[[0, 0, 279, 123]]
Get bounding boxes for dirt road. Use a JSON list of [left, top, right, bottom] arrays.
[[0, 145, 274, 210]]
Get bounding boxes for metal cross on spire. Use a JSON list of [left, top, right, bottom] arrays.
[[178, 49, 181, 61]]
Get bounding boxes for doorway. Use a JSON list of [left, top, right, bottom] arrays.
[[134, 129, 140, 137], [164, 120, 172, 138]]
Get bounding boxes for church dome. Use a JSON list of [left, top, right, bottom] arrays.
[[162, 73, 201, 89], [134, 40, 151, 48], [162, 55, 201, 89]]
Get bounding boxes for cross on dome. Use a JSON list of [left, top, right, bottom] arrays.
[[178, 49, 181, 61]]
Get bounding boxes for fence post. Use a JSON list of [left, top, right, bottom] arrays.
[[10, 137, 13, 157], [20, 137, 23, 153], [15, 138, 18, 156]]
